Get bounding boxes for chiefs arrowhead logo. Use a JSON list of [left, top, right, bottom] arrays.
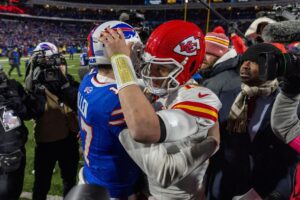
[[174, 36, 200, 56]]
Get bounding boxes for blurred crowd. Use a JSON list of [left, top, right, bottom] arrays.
[[0, 18, 93, 57]]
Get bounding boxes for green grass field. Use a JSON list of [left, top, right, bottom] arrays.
[[0, 54, 82, 197]]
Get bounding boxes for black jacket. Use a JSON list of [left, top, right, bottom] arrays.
[[206, 88, 300, 200], [57, 74, 79, 111], [0, 79, 45, 153]]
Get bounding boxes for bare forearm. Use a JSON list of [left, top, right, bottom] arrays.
[[119, 84, 161, 143]]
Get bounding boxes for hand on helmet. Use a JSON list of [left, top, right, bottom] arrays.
[[99, 28, 131, 59]]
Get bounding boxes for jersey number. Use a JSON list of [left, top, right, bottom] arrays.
[[80, 117, 93, 166]]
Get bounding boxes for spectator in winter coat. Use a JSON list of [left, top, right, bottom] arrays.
[[206, 43, 300, 200], [198, 32, 241, 97]]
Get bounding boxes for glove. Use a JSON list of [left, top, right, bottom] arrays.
[[43, 71, 70, 97], [280, 76, 300, 98], [280, 54, 300, 97]]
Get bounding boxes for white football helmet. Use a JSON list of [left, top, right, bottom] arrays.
[[87, 20, 142, 66], [33, 42, 59, 56]]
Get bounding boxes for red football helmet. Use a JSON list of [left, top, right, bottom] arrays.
[[141, 20, 205, 96]]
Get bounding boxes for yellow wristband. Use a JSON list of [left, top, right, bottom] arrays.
[[111, 54, 138, 90]]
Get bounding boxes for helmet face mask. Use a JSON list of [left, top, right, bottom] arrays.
[[141, 20, 205, 96], [141, 54, 183, 96], [87, 21, 142, 66]]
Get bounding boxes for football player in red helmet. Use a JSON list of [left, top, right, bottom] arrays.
[[100, 20, 222, 199]]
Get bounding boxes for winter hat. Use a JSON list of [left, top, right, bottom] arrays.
[[245, 17, 276, 40], [241, 43, 281, 79], [205, 32, 229, 57]]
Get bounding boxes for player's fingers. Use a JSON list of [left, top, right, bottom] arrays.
[[101, 31, 114, 43], [107, 28, 120, 40], [117, 28, 125, 40]]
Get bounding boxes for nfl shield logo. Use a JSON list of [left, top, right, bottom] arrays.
[[84, 87, 93, 94]]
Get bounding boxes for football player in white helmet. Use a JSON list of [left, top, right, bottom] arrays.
[[77, 21, 143, 200], [100, 20, 222, 199]]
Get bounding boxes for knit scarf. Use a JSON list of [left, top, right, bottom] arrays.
[[226, 79, 278, 133]]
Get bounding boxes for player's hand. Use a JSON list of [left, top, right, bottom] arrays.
[[99, 27, 131, 59]]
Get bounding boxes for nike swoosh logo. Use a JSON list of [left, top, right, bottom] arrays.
[[198, 93, 209, 98]]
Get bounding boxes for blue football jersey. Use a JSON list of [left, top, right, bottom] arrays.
[[77, 68, 141, 198]]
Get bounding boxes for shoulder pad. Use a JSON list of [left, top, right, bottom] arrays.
[[169, 85, 222, 122]]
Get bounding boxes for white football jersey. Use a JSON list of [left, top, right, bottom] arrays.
[[119, 82, 222, 200], [155, 83, 221, 142]]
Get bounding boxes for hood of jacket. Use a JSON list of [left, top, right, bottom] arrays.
[[205, 48, 241, 78]]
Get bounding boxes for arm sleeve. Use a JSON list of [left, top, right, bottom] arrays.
[[12, 80, 45, 120], [158, 87, 222, 142], [157, 109, 199, 142], [23, 92, 46, 120], [108, 99, 126, 137], [271, 92, 300, 144], [119, 129, 218, 188]]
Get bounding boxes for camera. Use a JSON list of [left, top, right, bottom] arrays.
[[30, 51, 67, 83], [264, 52, 300, 80], [257, 3, 300, 21]]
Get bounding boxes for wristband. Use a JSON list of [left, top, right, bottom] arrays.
[[110, 54, 138, 90]]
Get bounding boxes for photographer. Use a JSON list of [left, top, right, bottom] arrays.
[[271, 65, 300, 200], [25, 42, 79, 200], [262, 20, 300, 153], [0, 65, 45, 200], [267, 20, 300, 200], [205, 43, 300, 200], [270, 54, 300, 150]]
